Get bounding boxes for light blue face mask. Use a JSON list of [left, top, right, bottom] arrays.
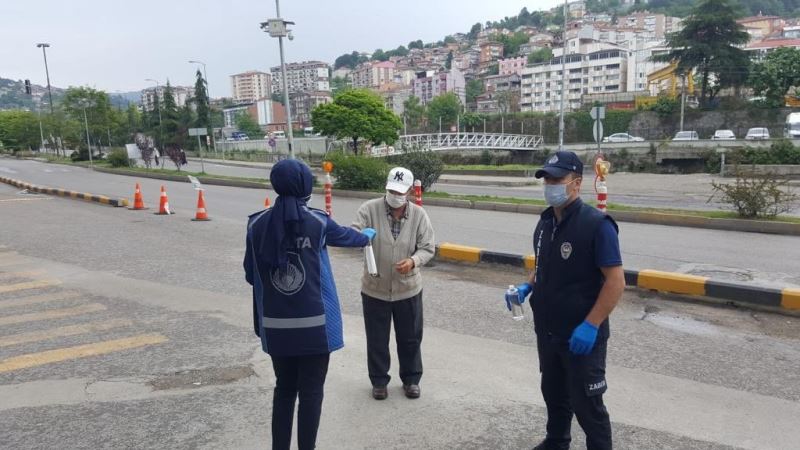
[[544, 184, 569, 207]]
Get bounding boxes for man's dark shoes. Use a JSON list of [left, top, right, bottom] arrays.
[[532, 439, 569, 450], [372, 386, 388, 400], [402, 384, 420, 399]]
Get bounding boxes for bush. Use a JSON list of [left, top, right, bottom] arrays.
[[710, 170, 798, 218], [107, 149, 131, 168], [70, 148, 90, 161], [327, 151, 388, 191], [387, 149, 444, 191]]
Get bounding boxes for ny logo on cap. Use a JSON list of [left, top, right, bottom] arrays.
[[548, 155, 559, 164], [393, 171, 404, 182]]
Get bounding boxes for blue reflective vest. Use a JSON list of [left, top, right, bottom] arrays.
[[530, 198, 619, 340], [244, 206, 368, 357]]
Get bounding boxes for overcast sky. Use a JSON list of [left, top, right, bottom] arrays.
[[1, 1, 562, 97]]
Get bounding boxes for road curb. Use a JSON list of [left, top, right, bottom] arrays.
[[92, 167, 272, 189], [0, 176, 129, 207], [434, 243, 800, 313]]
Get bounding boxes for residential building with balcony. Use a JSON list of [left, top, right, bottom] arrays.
[[411, 67, 466, 105], [230, 71, 272, 103], [351, 61, 396, 89], [141, 85, 192, 112], [270, 61, 330, 94]]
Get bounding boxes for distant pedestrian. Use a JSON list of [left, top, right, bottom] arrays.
[[510, 151, 625, 450], [352, 167, 435, 400], [179, 149, 187, 166], [244, 159, 376, 450]]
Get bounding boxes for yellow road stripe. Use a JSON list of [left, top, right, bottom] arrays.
[[782, 288, 800, 310], [638, 270, 708, 296], [437, 243, 482, 263], [0, 279, 60, 294], [0, 290, 81, 310], [0, 197, 52, 203], [0, 303, 106, 326], [0, 270, 43, 281], [0, 333, 167, 373], [0, 318, 133, 348]]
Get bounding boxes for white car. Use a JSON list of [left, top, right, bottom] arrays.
[[603, 133, 644, 143], [745, 127, 770, 140], [672, 131, 699, 141], [711, 130, 736, 140]]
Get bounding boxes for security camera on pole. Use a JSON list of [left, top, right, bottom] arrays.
[[260, 1, 295, 159]]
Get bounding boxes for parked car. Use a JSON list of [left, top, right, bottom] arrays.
[[744, 127, 770, 140], [603, 133, 645, 143], [672, 131, 699, 141], [785, 113, 800, 139], [711, 130, 736, 140], [225, 131, 250, 141]]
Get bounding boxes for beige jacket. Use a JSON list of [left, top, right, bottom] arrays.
[[352, 197, 435, 301]]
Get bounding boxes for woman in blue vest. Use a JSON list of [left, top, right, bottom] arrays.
[[244, 159, 375, 450]]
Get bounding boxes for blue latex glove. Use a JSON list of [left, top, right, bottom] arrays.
[[569, 321, 599, 355], [505, 283, 532, 311], [361, 227, 377, 241]]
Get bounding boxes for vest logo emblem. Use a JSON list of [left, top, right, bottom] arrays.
[[270, 252, 306, 295], [560, 242, 573, 260]]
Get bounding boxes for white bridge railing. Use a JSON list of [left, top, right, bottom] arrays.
[[397, 133, 543, 152]]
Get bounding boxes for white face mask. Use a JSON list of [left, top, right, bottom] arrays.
[[386, 192, 407, 209]]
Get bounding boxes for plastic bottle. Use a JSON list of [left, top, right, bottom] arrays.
[[365, 243, 378, 277], [506, 285, 524, 321]]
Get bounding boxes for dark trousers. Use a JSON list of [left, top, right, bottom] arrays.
[[361, 291, 423, 387], [537, 335, 612, 450], [270, 353, 330, 450]]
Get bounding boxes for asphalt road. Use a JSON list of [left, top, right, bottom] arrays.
[[2, 158, 799, 288], [1, 179, 799, 449]]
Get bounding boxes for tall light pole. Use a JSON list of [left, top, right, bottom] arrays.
[[558, 0, 568, 151], [78, 99, 95, 168], [261, 1, 296, 159], [36, 43, 54, 116], [189, 60, 218, 155], [145, 78, 164, 161]]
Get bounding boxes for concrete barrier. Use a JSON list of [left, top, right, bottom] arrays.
[[0, 176, 128, 207]]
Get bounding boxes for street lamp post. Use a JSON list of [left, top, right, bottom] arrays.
[[145, 79, 164, 165], [189, 60, 218, 155], [78, 99, 95, 168], [261, 0, 296, 159], [558, 0, 568, 152], [36, 43, 58, 155]]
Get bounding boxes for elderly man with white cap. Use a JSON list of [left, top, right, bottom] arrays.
[[352, 166, 435, 400]]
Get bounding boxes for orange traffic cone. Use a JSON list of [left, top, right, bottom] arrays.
[[191, 190, 210, 221], [154, 185, 172, 215], [264, 195, 271, 208], [129, 183, 147, 210]]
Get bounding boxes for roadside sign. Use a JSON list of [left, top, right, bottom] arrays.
[[590, 106, 606, 121], [593, 120, 604, 144], [188, 128, 207, 136], [187, 175, 203, 191]]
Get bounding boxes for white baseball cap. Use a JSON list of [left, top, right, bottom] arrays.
[[385, 167, 414, 193]]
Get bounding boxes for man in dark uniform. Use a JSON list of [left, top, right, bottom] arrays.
[[511, 151, 625, 450]]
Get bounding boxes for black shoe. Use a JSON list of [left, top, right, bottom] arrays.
[[372, 386, 388, 400], [532, 439, 569, 450], [402, 384, 420, 399]]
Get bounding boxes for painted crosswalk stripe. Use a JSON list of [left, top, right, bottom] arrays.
[[0, 291, 82, 310], [0, 279, 60, 294], [0, 318, 133, 348], [0, 303, 106, 326], [0, 333, 168, 373], [0, 271, 43, 281]]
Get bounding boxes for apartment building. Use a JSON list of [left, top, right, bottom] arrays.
[[289, 91, 332, 128], [230, 71, 271, 103], [520, 42, 629, 113], [270, 61, 330, 94], [411, 67, 466, 105], [351, 61, 396, 89], [499, 57, 527, 76], [141, 85, 192, 112]]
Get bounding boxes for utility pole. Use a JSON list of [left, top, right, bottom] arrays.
[[558, 0, 568, 151], [680, 73, 686, 132], [37, 43, 58, 155], [79, 99, 95, 169], [261, 1, 296, 159]]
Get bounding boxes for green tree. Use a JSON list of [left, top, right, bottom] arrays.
[[466, 79, 485, 105], [749, 47, 800, 108], [402, 96, 426, 131], [60, 86, 113, 151], [334, 51, 368, 70], [652, 0, 749, 105], [193, 69, 210, 134], [426, 93, 462, 130], [330, 76, 351, 97], [160, 82, 181, 147], [408, 40, 424, 50], [491, 31, 530, 57], [311, 89, 402, 155], [371, 49, 388, 62], [444, 35, 456, 44], [0, 110, 41, 151], [445, 51, 454, 70], [528, 48, 554, 64], [467, 23, 482, 40], [235, 112, 262, 138]]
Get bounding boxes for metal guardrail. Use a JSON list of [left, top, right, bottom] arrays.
[[399, 133, 544, 152]]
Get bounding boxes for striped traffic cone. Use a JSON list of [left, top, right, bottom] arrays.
[[129, 183, 147, 210], [154, 185, 172, 215], [191, 190, 210, 221]]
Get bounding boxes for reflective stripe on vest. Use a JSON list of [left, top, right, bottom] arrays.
[[262, 314, 326, 329]]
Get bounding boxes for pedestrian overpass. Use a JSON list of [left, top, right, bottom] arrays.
[[368, 133, 543, 156]]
